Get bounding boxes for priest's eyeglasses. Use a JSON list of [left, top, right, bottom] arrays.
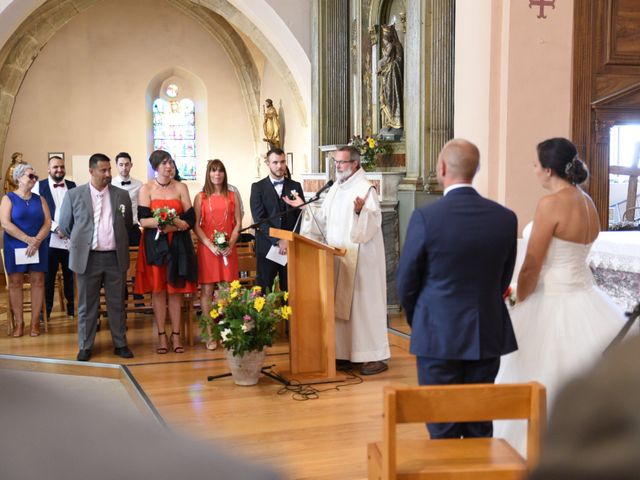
[[333, 159, 355, 166]]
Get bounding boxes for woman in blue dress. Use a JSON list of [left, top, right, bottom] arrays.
[[0, 163, 51, 337]]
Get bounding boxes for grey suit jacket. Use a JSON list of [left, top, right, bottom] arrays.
[[59, 183, 133, 274]]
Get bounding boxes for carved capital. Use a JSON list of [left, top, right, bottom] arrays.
[[594, 118, 615, 143], [399, 12, 407, 32], [369, 25, 379, 45]]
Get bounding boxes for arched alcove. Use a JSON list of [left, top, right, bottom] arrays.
[[0, 0, 309, 174]]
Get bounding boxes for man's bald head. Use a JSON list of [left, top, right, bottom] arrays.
[[437, 139, 480, 187]]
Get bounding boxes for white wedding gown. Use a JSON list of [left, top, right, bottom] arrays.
[[494, 222, 627, 456]]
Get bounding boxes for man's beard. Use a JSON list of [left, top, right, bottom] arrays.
[[336, 165, 355, 183], [51, 173, 65, 182]]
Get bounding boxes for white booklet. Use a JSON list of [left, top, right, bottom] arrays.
[[15, 248, 39, 265], [266, 245, 288, 266]]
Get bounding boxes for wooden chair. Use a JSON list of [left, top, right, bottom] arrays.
[[0, 248, 48, 334], [367, 382, 546, 480], [236, 240, 257, 287]]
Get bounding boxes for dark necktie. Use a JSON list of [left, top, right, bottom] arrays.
[[121, 180, 131, 186], [53, 183, 64, 188]]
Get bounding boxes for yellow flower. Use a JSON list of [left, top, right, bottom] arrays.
[[254, 296, 266, 312], [230, 290, 239, 299], [367, 137, 376, 149], [252, 285, 262, 293], [217, 300, 226, 309], [281, 305, 292, 320], [210, 308, 219, 319], [283, 291, 288, 302], [230, 280, 241, 290]]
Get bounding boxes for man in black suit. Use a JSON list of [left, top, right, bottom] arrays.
[[250, 148, 305, 292], [396, 138, 518, 439], [33, 155, 76, 317]]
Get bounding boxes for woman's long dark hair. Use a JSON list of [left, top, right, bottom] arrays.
[[203, 159, 229, 197]]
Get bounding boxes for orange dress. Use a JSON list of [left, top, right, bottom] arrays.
[[197, 191, 239, 284], [134, 198, 197, 294]]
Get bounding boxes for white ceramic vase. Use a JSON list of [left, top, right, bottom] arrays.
[[225, 349, 267, 386]]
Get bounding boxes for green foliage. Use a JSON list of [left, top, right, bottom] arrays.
[[199, 281, 291, 357]]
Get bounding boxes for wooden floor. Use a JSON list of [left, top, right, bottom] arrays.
[[0, 303, 423, 479]]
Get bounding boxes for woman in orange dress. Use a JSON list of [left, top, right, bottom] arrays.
[[134, 150, 197, 354], [194, 159, 241, 350]]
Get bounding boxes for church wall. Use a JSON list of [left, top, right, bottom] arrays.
[[265, 0, 312, 61], [3, 0, 259, 224], [258, 61, 312, 180], [455, 0, 574, 233]]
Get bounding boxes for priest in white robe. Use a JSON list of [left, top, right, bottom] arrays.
[[285, 146, 390, 375]]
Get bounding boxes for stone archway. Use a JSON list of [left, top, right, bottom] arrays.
[[0, 0, 308, 170]]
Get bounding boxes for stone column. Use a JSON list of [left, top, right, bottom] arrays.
[[426, 0, 455, 193], [312, 0, 351, 171]]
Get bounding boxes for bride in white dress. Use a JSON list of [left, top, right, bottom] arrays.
[[494, 137, 626, 455]]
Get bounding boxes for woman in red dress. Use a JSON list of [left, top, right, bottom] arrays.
[[194, 159, 241, 350], [135, 150, 197, 354]]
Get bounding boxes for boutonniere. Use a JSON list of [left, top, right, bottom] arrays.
[[118, 204, 126, 217], [287, 189, 299, 201]]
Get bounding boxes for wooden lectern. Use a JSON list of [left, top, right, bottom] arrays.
[[270, 227, 346, 383]]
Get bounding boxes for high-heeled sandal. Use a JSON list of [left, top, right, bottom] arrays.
[[156, 331, 168, 354], [12, 322, 24, 338], [171, 331, 184, 353], [30, 323, 40, 337]]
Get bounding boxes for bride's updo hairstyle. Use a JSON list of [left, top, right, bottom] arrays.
[[536, 137, 589, 185]]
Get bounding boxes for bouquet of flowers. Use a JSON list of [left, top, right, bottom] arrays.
[[503, 285, 517, 308], [200, 281, 291, 357], [153, 206, 177, 240], [213, 230, 229, 266], [348, 134, 391, 171]]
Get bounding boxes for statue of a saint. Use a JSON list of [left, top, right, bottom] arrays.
[[377, 24, 404, 135], [4, 152, 25, 193], [262, 98, 282, 150]]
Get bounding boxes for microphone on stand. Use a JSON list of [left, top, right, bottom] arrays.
[[312, 180, 334, 199]]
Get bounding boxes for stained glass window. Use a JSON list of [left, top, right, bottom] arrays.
[[152, 98, 196, 181]]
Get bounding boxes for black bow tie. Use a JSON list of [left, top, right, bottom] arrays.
[[121, 181, 131, 186], [273, 180, 284, 186], [53, 183, 64, 188]]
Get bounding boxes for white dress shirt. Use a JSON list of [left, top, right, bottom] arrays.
[[112, 175, 142, 225]]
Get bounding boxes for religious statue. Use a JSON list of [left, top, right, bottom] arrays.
[[4, 152, 24, 193], [377, 24, 404, 137], [262, 98, 282, 150]]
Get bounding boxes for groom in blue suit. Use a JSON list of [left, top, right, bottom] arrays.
[[397, 139, 518, 439]]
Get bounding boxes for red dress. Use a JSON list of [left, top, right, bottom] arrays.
[[134, 198, 197, 294], [197, 191, 239, 284]]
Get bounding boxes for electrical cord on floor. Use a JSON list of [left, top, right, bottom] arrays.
[[262, 367, 364, 401]]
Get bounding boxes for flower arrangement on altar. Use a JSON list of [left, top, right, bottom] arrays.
[[348, 134, 391, 171], [200, 280, 291, 357]]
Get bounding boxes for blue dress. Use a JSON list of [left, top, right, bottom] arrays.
[[3, 191, 48, 274]]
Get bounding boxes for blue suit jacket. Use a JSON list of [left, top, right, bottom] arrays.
[[396, 187, 518, 360], [39, 178, 76, 239]]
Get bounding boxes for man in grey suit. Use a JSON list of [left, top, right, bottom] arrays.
[[59, 153, 134, 361]]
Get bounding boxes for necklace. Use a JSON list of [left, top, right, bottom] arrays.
[[155, 178, 171, 188], [206, 192, 229, 231], [15, 190, 32, 206]]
